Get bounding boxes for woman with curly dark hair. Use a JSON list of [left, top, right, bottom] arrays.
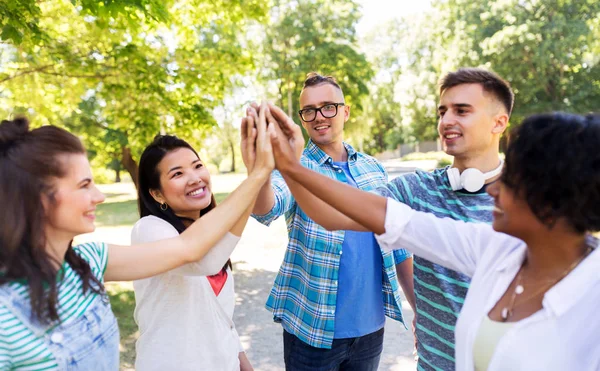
[[0, 105, 273, 370], [267, 110, 600, 371]]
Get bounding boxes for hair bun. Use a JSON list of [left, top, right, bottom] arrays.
[[0, 117, 30, 152]]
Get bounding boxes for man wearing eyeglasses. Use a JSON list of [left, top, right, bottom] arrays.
[[248, 73, 413, 370]]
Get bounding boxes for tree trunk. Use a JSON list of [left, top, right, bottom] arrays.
[[229, 139, 236, 173], [121, 146, 139, 189], [115, 169, 121, 183]]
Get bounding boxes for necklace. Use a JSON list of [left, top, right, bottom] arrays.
[[501, 246, 593, 322]]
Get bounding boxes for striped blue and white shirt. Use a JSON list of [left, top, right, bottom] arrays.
[[377, 167, 494, 371], [253, 140, 411, 349]]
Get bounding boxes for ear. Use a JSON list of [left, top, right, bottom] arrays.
[[149, 189, 164, 204], [492, 113, 509, 135], [343, 105, 350, 122]]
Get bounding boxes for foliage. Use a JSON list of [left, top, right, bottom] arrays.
[[261, 0, 373, 140], [0, 0, 268, 185], [361, 0, 600, 149]]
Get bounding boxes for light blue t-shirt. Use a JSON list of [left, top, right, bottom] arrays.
[[332, 161, 385, 339]]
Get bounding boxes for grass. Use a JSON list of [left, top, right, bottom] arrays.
[[106, 282, 137, 370], [97, 186, 231, 369], [96, 192, 230, 228]]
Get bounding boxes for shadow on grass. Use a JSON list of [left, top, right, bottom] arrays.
[[96, 193, 230, 228]]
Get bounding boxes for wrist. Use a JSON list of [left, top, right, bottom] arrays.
[[282, 161, 302, 179], [248, 168, 271, 182]]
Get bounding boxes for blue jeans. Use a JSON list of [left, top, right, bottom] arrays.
[[283, 327, 384, 371]]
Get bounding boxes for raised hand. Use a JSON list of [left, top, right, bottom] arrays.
[[265, 105, 303, 174], [240, 108, 258, 175], [250, 101, 276, 179], [266, 103, 305, 161]]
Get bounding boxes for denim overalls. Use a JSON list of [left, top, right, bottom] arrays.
[[0, 284, 120, 370]]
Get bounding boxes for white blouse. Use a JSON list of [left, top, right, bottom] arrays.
[[131, 215, 243, 371], [376, 198, 600, 371]]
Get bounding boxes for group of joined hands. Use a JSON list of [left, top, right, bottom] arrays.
[[240, 101, 306, 181]]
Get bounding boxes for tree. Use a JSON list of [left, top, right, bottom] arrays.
[[261, 0, 373, 140], [0, 0, 267, 187], [360, 0, 600, 147]]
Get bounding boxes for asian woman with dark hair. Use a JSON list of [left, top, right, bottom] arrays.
[[131, 134, 251, 371]]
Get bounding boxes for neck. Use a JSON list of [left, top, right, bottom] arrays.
[[521, 228, 588, 278], [452, 149, 502, 183], [315, 140, 347, 162], [44, 229, 73, 269]]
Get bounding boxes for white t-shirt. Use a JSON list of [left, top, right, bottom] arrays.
[[131, 215, 243, 371], [376, 198, 600, 371]]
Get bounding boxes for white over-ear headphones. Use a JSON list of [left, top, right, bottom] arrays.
[[447, 160, 504, 192]]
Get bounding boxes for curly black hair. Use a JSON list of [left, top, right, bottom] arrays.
[[501, 112, 600, 233]]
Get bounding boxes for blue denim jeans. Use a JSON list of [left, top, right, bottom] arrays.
[[283, 327, 384, 371], [0, 284, 120, 370]]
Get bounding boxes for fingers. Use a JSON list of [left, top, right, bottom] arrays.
[[256, 101, 267, 144], [267, 103, 297, 136], [240, 117, 248, 141]]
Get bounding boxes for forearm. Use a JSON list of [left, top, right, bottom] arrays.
[[251, 178, 275, 216], [284, 163, 387, 234], [283, 174, 366, 231], [105, 173, 268, 281], [396, 258, 416, 313], [230, 199, 257, 237], [239, 352, 253, 371]]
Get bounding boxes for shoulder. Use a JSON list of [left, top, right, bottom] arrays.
[[355, 151, 384, 168], [131, 216, 179, 244], [72, 241, 108, 274]]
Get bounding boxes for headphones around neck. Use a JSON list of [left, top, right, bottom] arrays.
[[447, 160, 504, 192]]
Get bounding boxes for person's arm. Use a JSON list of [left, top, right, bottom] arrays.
[[104, 101, 275, 282], [282, 174, 367, 231], [239, 352, 253, 371], [242, 108, 276, 216], [260, 103, 366, 231], [395, 257, 416, 313], [131, 218, 241, 276]]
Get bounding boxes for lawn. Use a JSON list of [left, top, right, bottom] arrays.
[[95, 181, 231, 370]]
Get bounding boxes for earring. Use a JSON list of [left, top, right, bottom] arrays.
[[160, 203, 168, 211]]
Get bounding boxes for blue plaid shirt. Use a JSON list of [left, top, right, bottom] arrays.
[[253, 140, 411, 349]]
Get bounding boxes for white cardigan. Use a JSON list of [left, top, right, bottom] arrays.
[[131, 215, 243, 371], [376, 199, 600, 371]]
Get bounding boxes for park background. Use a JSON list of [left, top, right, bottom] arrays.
[[1, 0, 599, 369]]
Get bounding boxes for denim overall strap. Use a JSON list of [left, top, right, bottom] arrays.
[[0, 284, 120, 370], [0, 284, 48, 337]]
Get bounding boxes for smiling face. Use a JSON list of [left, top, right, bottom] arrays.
[[437, 83, 507, 160], [150, 147, 212, 220], [44, 154, 106, 240], [298, 83, 349, 146]]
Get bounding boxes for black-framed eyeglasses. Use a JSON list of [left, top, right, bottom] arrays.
[[298, 103, 345, 122]]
